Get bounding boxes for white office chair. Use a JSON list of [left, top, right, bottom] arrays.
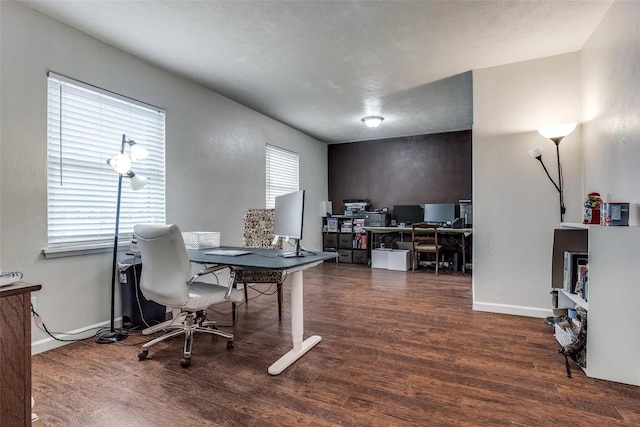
[[134, 223, 244, 368]]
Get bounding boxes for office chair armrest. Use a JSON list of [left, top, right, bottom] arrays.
[[187, 265, 228, 285]]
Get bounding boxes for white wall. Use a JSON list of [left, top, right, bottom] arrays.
[[472, 53, 583, 317], [581, 1, 640, 212], [472, 0, 640, 319], [0, 1, 328, 353]]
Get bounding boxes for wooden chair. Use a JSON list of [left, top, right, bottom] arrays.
[[234, 209, 285, 319], [411, 223, 443, 274]]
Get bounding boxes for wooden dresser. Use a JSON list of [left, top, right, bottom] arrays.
[[0, 281, 41, 426]]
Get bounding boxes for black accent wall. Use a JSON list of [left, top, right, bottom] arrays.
[[328, 130, 472, 216]]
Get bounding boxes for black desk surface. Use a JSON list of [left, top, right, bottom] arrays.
[[187, 246, 337, 270]]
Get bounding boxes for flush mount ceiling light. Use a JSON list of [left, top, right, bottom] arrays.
[[361, 116, 384, 128]]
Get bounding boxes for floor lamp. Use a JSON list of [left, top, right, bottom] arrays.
[[528, 122, 577, 223], [96, 134, 148, 344]]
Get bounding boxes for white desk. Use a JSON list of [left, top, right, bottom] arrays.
[[187, 247, 337, 374], [364, 226, 472, 273]]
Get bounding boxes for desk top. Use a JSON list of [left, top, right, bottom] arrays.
[[0, 281, 42, 298], [187, 246, 337, 270], [363, 226, 472, 235]]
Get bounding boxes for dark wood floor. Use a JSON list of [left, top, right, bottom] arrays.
[[32, 263, 640, 426]]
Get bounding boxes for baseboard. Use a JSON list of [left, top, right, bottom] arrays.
[[31, 318, 114, 355], [472, 301, 552, 318]]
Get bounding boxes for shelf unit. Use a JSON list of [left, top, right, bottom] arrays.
[[322, 216, 368, 264], [552, 223, 640, 386]]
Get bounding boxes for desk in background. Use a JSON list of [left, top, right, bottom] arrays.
[[187, 247, 337, 374], [363, 226, 472, 274], [0, 281, 42, 426]]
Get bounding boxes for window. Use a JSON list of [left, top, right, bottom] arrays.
[[265, 144, 299, 209], [46, 73, 165, 255]]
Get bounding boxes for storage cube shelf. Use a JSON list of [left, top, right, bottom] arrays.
[[322, 216, 367, 264]]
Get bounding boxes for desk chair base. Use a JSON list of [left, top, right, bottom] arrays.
[[138, 310, 233, 368]]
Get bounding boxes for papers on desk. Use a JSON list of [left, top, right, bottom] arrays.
[[204, 249, 252, 256]]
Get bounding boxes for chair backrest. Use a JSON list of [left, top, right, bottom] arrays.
[[243, 209, 282, 249], [134, 223, 192, 307], [412, 222, 439, 250]]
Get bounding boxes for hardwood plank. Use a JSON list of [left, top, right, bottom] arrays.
[[31, 263, 640, 426]]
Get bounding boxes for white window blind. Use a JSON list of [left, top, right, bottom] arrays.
[[265, 144, 299, 209], [46, 73, 166, 251]]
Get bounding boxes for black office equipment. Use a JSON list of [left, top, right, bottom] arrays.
[[364, 212, 389, 227], [452, 217, 465, 229], [393, 205, 423, 225], [423, 203, 457, 225]]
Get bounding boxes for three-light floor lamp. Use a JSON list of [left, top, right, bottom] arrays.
[[528, 122, 577, 223], [96, 134, 148, 344]]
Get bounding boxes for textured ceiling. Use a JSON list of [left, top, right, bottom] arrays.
[[22, 0, 613, 143]]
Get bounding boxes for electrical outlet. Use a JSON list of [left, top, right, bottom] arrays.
[[31, 296, 37, 311]]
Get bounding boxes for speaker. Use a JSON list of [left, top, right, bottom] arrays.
[[321, 201, 333, 216], [452, 217, 464, 229]]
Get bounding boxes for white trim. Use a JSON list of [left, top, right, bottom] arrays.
[[472, 301, 552, 318], [42, 243, 131, 259], [31, 318, 115, 355]]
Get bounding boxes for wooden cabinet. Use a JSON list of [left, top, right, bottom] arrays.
[[0, 281, 42, 426], [552, 224, 640, 386], [322, 216, 368, 264]]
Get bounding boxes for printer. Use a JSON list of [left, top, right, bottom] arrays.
[[344, 199, 370, 217]]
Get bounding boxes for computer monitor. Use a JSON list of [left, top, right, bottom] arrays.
[[274, 190, 305, 256], [393, 205, 424, 225], [423, 203, 456, 225]]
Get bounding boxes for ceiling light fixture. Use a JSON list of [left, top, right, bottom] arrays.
[[362, 116, 384, 128]]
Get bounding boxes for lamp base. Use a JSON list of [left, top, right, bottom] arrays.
[[95, 328, 128, 344]]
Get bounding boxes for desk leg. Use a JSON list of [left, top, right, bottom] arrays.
[[268, 270, 321, 375], [461, 236, 466, 275]]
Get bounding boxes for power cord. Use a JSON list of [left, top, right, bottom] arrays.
[[30, 304, 100, 342]]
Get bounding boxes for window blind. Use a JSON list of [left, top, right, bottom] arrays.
[[46, 73, 166, 250], [265, 144, 299, 209]]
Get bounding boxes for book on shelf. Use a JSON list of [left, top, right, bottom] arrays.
[[340, 221, 353, 233], [353, 218, 365, 233], [326, 217, 338, 232], [563, 251, 588, 293], [353, 234, 367, 249]]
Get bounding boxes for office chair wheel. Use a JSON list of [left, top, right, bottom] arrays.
[[227, 339, 234, 350], [180, 357, 191, 368], [138, 349, 148, 360]]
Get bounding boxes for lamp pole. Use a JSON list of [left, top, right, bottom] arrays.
[[553, 139, 566, 223], [96, 134, 138, 344]]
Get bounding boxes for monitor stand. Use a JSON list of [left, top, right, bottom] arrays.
[[281, 239, 304, 257]]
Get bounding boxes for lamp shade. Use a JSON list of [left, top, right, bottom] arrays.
[[362, 116, 384, 128], [538, 122, 577, 140], [130, 144, 149, 161], [129, 173, 147, 191], [108, 154, 132, 174], [528, 147, 543, 158]]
